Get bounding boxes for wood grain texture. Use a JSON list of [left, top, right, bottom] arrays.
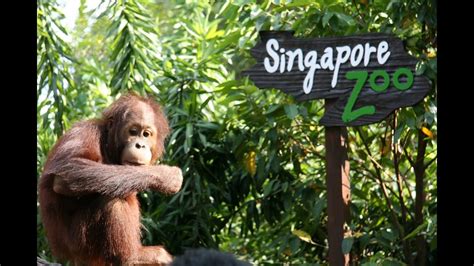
[[324, 102, 351, 265], [243, 31, 431, 126]]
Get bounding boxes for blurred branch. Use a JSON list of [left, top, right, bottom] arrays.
[[414, 127, 428, 265], [355, 127, 414, 265], [391, 113, 409, 224]]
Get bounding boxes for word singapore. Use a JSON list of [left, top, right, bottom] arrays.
[[263, 38, 393, 94]]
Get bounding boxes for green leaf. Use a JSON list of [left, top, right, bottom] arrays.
[[184, 123, 193, 153], [335, 13, 355, 26], [216, 31, 241, 50], [292, 229, 314, 244], [381, 258, 407, 266], [264, 104, 281, 115], [381, 228, 397, 241], [393, 124, 405, 143], [403, 222, 428, 240], [205, 19, 223, 40], [200, 96, 214, 111], [263, 180, 275, 197], [284, 104, 298, 119], [286, 0, 315, 7], [289, 237, 300, 253], [195, 122, 219, 130], [198, 132, 207, 147], [312, 199, 325, 220], [361, 263, 378, 266], [182, 23, 201, 39], [322, 11, 334, 26], [342, 237, 354, 254]]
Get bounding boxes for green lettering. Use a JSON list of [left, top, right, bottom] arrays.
[[393, 67, 414, 91], [369, 70, 390, 92], [342, 71, 375, 123]]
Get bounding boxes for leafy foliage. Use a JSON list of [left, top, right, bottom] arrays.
[[37, 0, 436, 265]]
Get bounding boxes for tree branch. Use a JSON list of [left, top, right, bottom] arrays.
[[355, 127, 413, 265], [392, 113, 409, 227], [424, 155, 437, 170]]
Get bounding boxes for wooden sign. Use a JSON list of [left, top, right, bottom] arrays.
[[243, 31, 431, 126]]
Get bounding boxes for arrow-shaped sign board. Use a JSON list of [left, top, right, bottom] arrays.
[[243, 31, 431, 126]]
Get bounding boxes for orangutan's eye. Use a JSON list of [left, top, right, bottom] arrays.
[[129, 128, 139, 136]]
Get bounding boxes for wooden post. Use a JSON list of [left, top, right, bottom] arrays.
[[325, 100, 351, 265]]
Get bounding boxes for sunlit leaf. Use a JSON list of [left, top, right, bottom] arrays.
[[421, 126, 434, 139], [292, 229, 315, 244]]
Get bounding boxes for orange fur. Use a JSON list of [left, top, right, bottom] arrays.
[[39, 94, 179, 265]]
